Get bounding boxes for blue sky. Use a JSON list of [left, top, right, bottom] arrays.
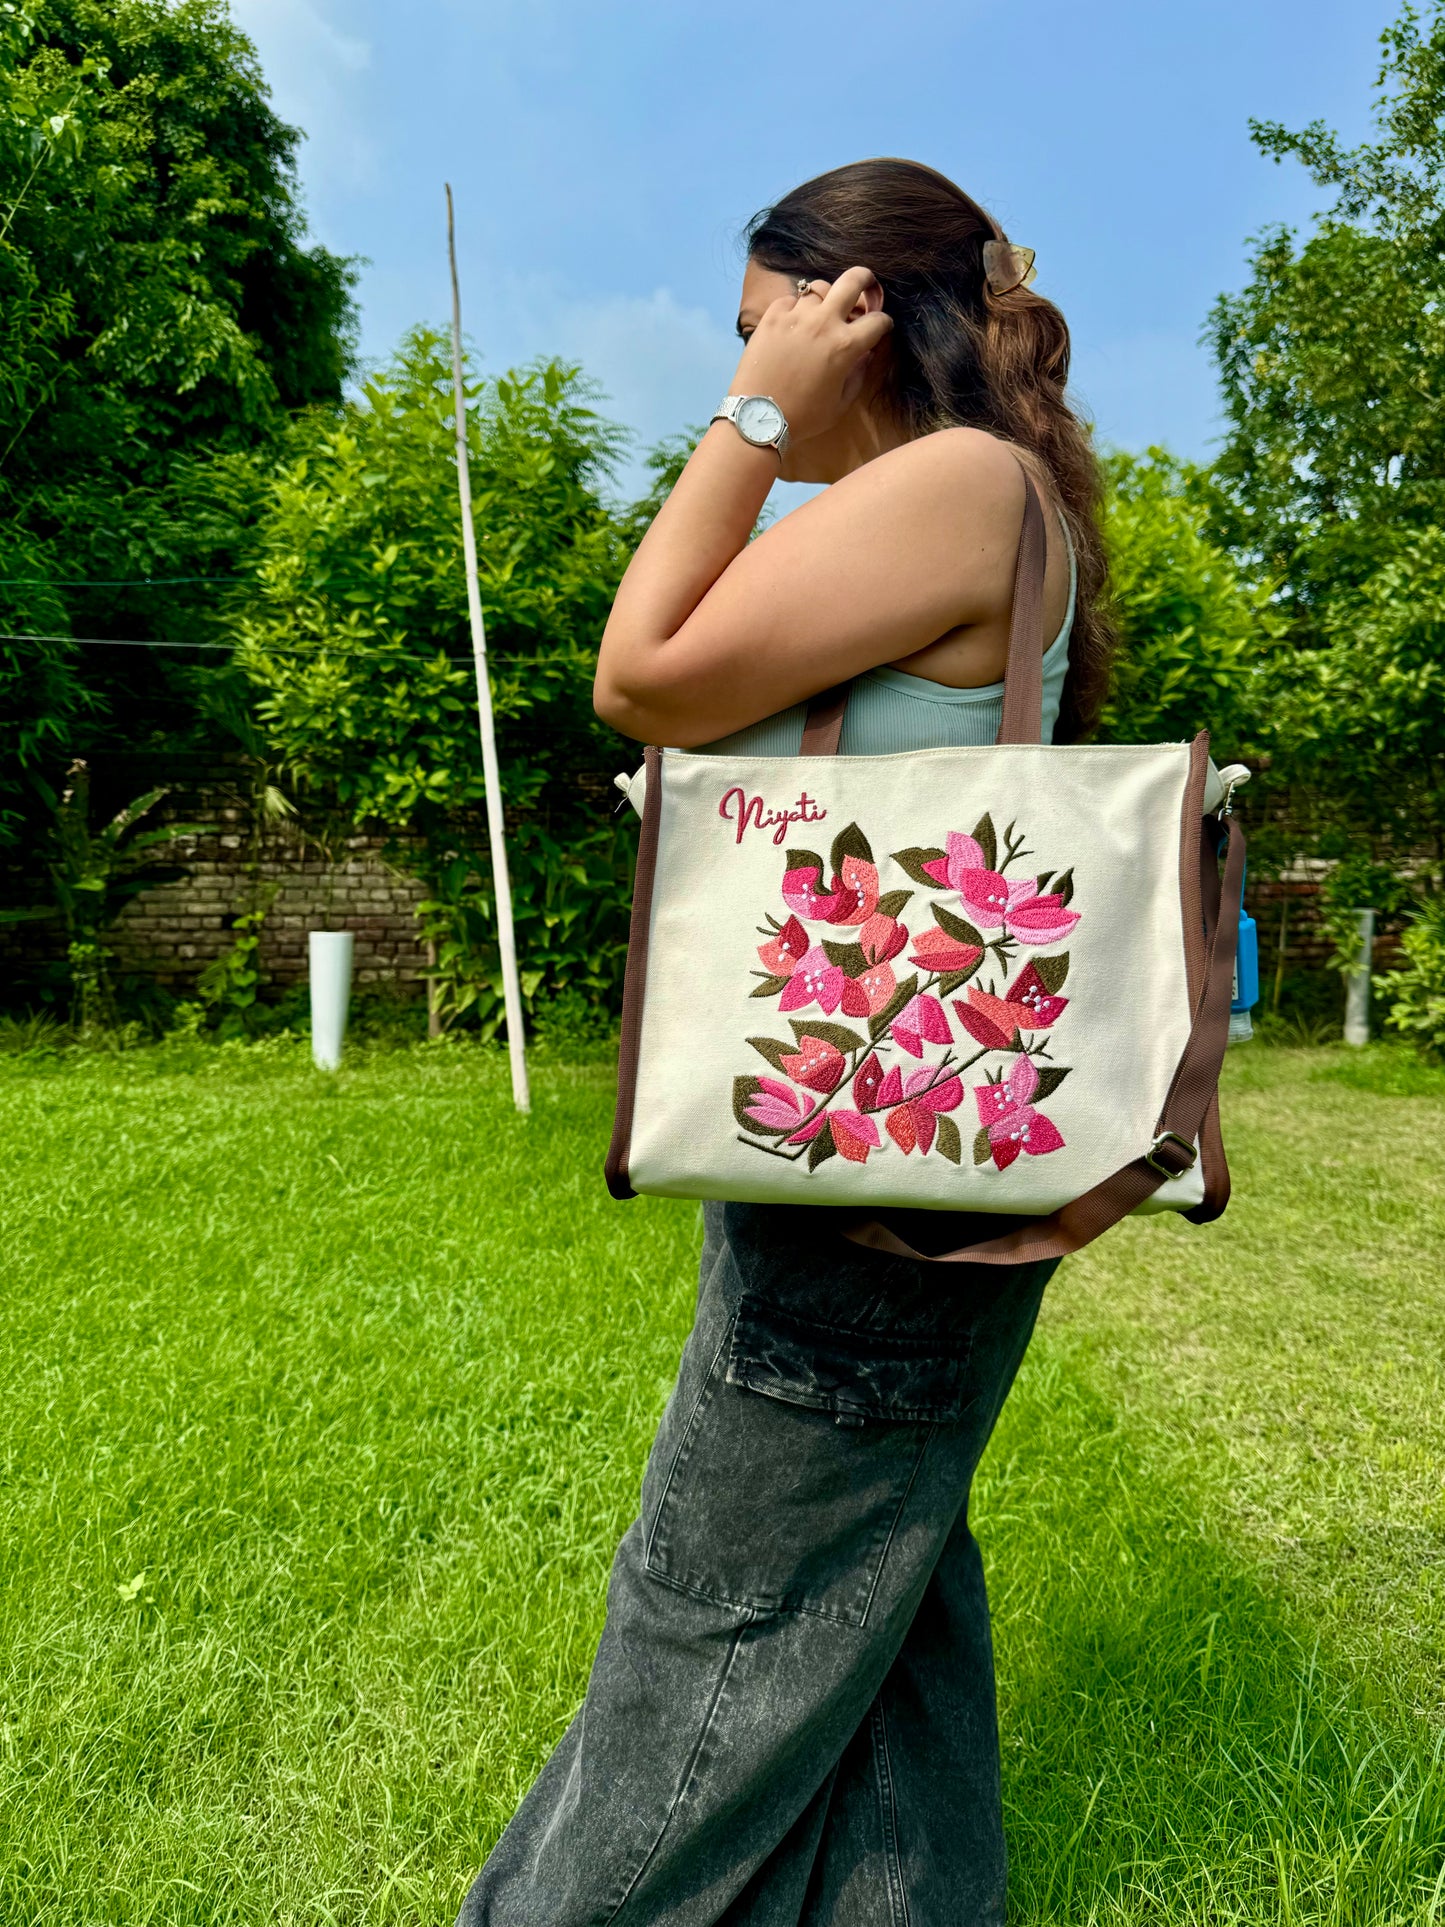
[[232, 0, 1390, 504]]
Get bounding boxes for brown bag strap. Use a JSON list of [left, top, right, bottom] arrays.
[[841, 810, 1245, 1266], [801, 457, 1050, 755]]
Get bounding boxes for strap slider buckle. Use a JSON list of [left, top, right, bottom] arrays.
[[1145, 1130, 1197, 1179]]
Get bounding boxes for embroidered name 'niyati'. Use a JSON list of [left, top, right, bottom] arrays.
[[719, 787, 829, 847]]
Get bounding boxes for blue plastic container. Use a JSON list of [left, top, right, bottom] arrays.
[[1230, 859, 1259, 1042]]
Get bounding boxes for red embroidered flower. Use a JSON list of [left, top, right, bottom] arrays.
[[823, 856, 880, 927], [885, 1069, 964, 1155], [974, 1056, 1066, 1170], [757, 914, 808, 977], [839, 960, 897, 1019], [828, 1110, 881, 1163], [782, 865, 840, 921], [858, 911, 908, 963], [852, 1051, 887, 1112], [778, 945, 846, 1014], [908, 925, 983, 975], [953, 962, 1069, 1051], [890, 992, 951, 1058], [780, 1035, 846, 1093]]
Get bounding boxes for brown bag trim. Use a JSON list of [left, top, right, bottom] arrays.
[[604, 743, 662, 1201]]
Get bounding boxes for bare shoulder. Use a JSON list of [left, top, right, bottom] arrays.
[[828, 424, 1031, 540]]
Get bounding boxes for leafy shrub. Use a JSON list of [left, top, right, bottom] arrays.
[[1375, 894, 1445, 1063]]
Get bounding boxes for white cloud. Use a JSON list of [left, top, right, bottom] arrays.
[[229, 0, 375, 199]]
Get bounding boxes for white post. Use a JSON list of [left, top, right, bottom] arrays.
[[309, 930, 354, 1071], [1342, 908, 1375, 1048], [446, 183, 531, 1113]]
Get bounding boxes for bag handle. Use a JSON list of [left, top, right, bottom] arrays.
[[800, 457, 1050, 755], [839, 811, 1245, 1266]]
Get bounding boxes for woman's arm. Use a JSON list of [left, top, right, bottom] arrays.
[[593, 271, 1031, 747]]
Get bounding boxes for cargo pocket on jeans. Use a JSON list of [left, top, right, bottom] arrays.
[[643, 1295, 973, 1627]]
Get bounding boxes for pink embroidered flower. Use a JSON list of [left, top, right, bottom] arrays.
[[839, 960, 897, 1020], [757, 914, 808, 977], [923, 832, 1080, 945], [742, 1078, 812, 1134], [908, 925, 983, 975], [858, 911, 908, 963], [824, 856, 880, 927], [974, 1056, 1066, 1170], [782, 864, 840, 922], [828, 1110, 881, 1163], [954, 963, 1069, 1051], [997, 882, 1080, 946], [778, 945, 845, 1014], [885, 1069, 964, 1155], [1005, 961, 1069, 1027], [780, 1035, 845, 1094], [890, 992, 951, 1058]]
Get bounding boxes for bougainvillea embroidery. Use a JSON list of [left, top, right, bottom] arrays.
[[737, 814, 1074, 1178]]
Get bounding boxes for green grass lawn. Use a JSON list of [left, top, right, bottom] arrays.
[[1, 1036, 1442, 1925]]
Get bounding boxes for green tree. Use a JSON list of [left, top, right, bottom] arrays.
[[1097, 449, 1268, 751], [1206, 0, 1445, 866], [0, 0, 355, 846], [236, 328, 637, 1031]]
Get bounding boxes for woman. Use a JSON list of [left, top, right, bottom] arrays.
[[459, 158, 1114, 1927]]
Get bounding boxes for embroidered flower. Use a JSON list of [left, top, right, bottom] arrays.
[[775, 944, 846, 1014], [839, 960, 897, 1019], [858, 911, 908, 963], [823, 856, 880, 927], [974, 1056, 1065, 1170], [782, 864, 840, 922], [742, 1078, 812, 1135], [828, 1110, 881, 1163], [923, 832, 1079, 945], [885, 1068, 965, 1155], [908, 925, 983, 975], [890, 992, 951, 1058], [953, 963, 1069, 1051], [852, 1051, 887, 1112], [757, 914, 808, 978], [779, 1035, 845, 1094]]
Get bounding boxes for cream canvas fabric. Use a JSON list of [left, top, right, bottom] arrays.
[[620, 740, 1212, 1218]]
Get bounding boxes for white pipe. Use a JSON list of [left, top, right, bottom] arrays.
[[309, 930, 354, 1071], [1342, 908, 1375, 1047], [446, 183, 531, 1114]]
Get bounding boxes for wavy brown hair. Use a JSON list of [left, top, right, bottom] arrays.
[[745, 158, 1114, 741]]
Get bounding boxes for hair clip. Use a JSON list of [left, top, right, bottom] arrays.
[[982, 240, 1037, 295]]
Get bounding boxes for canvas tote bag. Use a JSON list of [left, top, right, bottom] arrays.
[[605, 465, 1247, 1265]]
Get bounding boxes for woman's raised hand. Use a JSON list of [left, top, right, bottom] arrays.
[[728, 267, 893, 443]]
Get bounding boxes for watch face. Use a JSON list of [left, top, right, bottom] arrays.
[[735, 395, 784, 445]]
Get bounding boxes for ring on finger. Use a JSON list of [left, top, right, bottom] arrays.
[[795, 277, 823, 298]]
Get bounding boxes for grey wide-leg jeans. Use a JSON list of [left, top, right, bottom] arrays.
[[458, 1200, 1058, 1927]]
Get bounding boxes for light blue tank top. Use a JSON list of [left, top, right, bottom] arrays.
[[698, 511, 1076, 756]]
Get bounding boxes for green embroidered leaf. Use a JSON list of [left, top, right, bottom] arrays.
[[932, 904, 985, 947], [935, 1115, 962, 1165], [821, 939, 869, 977], [747, 1035, 795, 1074], [829, 822, 874, 876], [869, 972, 919, 1042], [789, 1018, 866, 1053], [749, 973, 791, 999], [1034, 871, 1053, 895], [1033, 952, 1070, 994], [1052, 867, 1075, 907], [785, 847, 825, 877], [875, 889, 913, 919], [733, 1075, 762, 1130], [937, 962, 983, 997], [972, 814, 997, 871], [891, 847, 946, 887], [1033, 1065, 1072, 1100], [973, 1127, 993, 1166], [808, 1124, 838, 1171]]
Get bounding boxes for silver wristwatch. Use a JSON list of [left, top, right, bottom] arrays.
[[711, 392, 790, 459]]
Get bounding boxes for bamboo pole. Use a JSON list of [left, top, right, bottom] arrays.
[[446, 183, 530, 1112]]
